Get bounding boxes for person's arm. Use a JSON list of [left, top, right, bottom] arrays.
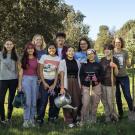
[[125, 51, 132, 68], [39, 63, 49, 90], [18, 65, 23, 91], [58, 60, 65, 94], [110, 62, 119, 76], [49, 70, 58, 90], [79, 64, 84, 85]]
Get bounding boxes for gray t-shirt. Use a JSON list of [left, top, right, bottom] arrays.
[[0, 52, 18, 80], [113, 49, 128, 77]]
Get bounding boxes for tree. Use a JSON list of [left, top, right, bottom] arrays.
[[94, 25, 113, 53], [62, 6, 89, 47], [0, 0, 68, 48], [0, 0, 90, 50]]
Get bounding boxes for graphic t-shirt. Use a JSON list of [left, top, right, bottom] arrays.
[[39, 54, 60, 80], [113, 49, 129, 77]]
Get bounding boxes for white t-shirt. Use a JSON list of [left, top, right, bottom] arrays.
[[39, 54, 60, 80]]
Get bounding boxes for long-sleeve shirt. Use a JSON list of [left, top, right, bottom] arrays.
[[80, 61, 103, 87]]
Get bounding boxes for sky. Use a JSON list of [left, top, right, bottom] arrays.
[[65, 0, 135, 40]]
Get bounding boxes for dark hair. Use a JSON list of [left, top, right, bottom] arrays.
[[2, 39, 18, 61], [78, 37, 91, 51], [46, 42, 58, 55], [56, 32, 66, 39], [113, 37, 125, 48], [21, 42, 37, 69], [103, 44, 114, 50]]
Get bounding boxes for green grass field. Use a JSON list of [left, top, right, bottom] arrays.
[[0, 75, 135, 135]]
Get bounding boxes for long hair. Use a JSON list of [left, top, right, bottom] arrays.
[[2, 39, 18, 62], [78, 37, 91, 52], [32, 34, 46, 50], [21, 42, 37, 69]]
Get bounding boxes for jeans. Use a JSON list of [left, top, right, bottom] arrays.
[[22, 75, 38, 121], [0, 79, 18, 121], [116, 76, 133, 116], [38, 79, 59, 121]]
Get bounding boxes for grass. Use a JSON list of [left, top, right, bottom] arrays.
[[0, 75, 135, 135]]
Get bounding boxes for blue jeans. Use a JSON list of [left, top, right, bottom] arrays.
[[116, 76, 133, 116], [22, 75, 38, 121], [38, 79, 59, 121]]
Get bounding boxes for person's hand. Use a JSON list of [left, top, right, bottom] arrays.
[[92, 74, 97, 82], [18, 85, 22, 91], [49, 84, 55, 91], [110, 62, 117, 68], [43, 82, 49, 90], [60, 88, 65, 94]]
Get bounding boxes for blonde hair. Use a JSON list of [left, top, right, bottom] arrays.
[[32, 34, 46, 50]]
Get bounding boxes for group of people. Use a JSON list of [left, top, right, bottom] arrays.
[[0, 32, 134, 128]]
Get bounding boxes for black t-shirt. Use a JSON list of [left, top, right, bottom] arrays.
[[80, 62, 103, 87], [65, 58, 78, 76], [100, 57, 119, 86]]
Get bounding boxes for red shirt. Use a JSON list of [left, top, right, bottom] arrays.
[[23, 58, 38, 76]]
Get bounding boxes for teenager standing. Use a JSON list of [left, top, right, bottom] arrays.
[[0, 39, 19, 124], [18, 43, 38, 128]]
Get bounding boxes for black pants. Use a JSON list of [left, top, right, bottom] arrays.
[[116, 76, 133, 116], [0, 79, 18, 121], [38, 79, 59, 121]]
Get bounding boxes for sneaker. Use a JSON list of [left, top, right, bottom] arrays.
[[68, 123, 75, 128], [0, 120, 7, 125], [23, 120, 29, 128], [29, 120, 36, 127]]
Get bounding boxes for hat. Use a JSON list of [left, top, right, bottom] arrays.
[[87, 49, 96, 55]]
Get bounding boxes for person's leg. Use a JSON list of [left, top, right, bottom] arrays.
[[81, 86, 90, 123], [22, 76, 32, 122], [91, 83, 101, 123], [30, 76, 38, 122], [38, 82, 49, 123], [8, 79, 18, 120], [101, 85, 111, 122], [120, 76, 133, 111], [0, 80, 8, 121], [116, 77, 123, 117]]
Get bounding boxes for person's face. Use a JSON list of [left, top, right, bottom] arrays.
[[48, 45, 56, 56], [79, 40, 88, 51], [56, 37, 65, 47], [66, 47, 75, 58], [104, 48, 111, 57], [115, 38, 122, 49], [34, 36, 42, 49], [4, 41, 14, 52], [27, 46, 35, 55], [87, 52, 95, 61]]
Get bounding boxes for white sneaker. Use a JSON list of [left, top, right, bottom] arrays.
[[23, 120, 29, 128], [68, 123, 75, 128], [29, 120, 36, 127]]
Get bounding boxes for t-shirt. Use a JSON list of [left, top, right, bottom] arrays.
[[113, 49, 129, 77], [39, 54, 60, 80], [23, 58, 38, 76], [57, 48, 63, 60], [80, 62, 103, 87], [74, 51, 99, 64], [100, 57, 119, 86], [0, 52, 18, 80]]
